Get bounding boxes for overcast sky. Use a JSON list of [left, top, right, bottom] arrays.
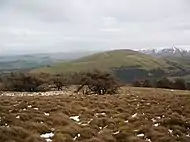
[[0, 0, 190, 54]]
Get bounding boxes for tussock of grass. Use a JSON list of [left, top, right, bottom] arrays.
[[0, 87, 190, 142]]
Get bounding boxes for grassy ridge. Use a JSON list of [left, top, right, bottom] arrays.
[[31, 49, 172, 74]]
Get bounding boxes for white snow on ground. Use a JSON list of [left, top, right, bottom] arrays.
[[27, 105, 32, 108], [78, 119, 92, 126], [154, 123, 159, 127], [137, 133, 145, 137], [45, 139, 52, 142], [1, 123, 10, 128], [34, 108, 39, 110], [40, 132, 54, 142], [0, 91, 73, 97], [16, 116, 20, 119], [145, 138, 152, 142], [186, 134, 190, 137], [132, 113, 137, 118], [95, 112, 106, 117], [156, 116, 161, 119], [44, 112, 50, 116], [113, 131, 120, 135], [70, 116, 80, 122], [151, 118, 157, 123], [125, 120, 129, 123], [168, 129, 173, 134], [73, 134, 81, 140]]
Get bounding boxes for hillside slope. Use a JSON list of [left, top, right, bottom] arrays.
[[31, 49, 174, 74]]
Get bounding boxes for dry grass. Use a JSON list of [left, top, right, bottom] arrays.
[[0, 87, 190, 142]]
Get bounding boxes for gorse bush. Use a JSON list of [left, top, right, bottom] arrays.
[[0, 73, 45, 92], [76, 70, 120, 95], [0, 70, 120, 94]]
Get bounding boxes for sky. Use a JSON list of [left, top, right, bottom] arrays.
[[0, 0, 190, 54]]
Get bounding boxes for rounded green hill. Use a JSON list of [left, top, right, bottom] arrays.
[[31, 49, 173, 74]]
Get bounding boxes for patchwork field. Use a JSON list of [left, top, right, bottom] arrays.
[[0, 87, 190, 142]]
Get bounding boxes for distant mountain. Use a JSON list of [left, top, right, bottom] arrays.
[[140, 47, 190, 57]]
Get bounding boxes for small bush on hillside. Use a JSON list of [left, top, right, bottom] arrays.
[[0, 73, 44, 92], [142, 79, 152, 87], [133, 81, 142, 87], [156, 77, 173, 89], [173, 78, 186, 90], [76, 70, 120, 95], [186, 82, 190, 90], [51, 74, 68, 91]]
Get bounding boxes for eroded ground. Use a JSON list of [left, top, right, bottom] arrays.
[[0, 87, 190, 142]]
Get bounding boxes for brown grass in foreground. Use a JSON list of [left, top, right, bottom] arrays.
[[0, 87, 190, 142]]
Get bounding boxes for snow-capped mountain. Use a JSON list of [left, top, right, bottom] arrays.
[[140, 47, 190, 57]]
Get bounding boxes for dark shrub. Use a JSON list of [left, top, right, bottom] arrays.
[[76, 70, 120, 95], [51, 74, 68, 91], [173, 78, 186, 90], [156, 77, 172, 89], [186, 82, 190, 90], [0, 73, 44, 92], [133, 81, 142, 87], [142, 79, 152, 87]]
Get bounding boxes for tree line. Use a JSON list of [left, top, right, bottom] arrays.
[[0, 70, 120, 95], [133, 77, 190, 90], [0, 70, 189, 95]]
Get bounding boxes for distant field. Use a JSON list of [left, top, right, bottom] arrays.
[[165, 56, 190, 68], [0, 87, 190, 142], [31, 50, 173, 74]]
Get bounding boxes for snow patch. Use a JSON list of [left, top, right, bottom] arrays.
[[40, 132, 54, 142], [132, 113, 138, 118], [125, 120, 129, 123], [113, 131, 120, 135], [95, 112, 106, 117], [145, 138, 152, 142], [151, 118, 157, 123], [168, 129, 173, 134], [137, 133, 144, 137], [70, 116, 80, 122], [154, 123, 159, 127], [44, 112, 50, 116], [73, 134, 80, 140]]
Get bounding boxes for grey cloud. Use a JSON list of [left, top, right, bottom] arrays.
[[0, 0, 190, 54]]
